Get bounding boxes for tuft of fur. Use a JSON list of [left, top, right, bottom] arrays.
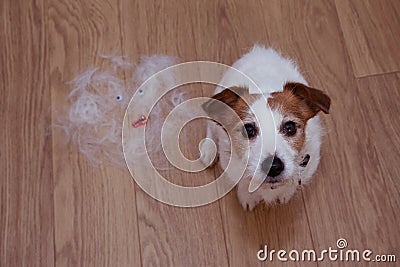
[[134, 55, 180, 85], [217, 45, 307, 95], [53, 54, 181, 169]]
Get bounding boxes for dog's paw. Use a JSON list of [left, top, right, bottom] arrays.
[[276, 187, 297, 204], [277, 196, 289, 204], [240, 198, 260, 211], [237, 192, 261, 211], [199, 139, 218, 168]]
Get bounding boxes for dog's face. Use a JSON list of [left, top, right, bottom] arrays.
[[203, 82, 330, 186]]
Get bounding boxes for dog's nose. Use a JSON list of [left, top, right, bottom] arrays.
[[262, 156, 284, 177]]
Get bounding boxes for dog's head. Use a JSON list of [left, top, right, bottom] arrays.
[[203, 82, 330, 185]]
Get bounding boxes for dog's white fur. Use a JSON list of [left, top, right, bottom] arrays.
[[200, 45, 324, 210]]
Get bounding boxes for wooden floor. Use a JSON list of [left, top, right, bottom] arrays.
[[1, 0, 399, 266]]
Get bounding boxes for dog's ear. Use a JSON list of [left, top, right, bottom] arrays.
[[202, 87, 247, 123], [284, 82, 331, 115]]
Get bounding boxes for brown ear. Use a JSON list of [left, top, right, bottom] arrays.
[[202, 87, 247, 120], [284, 82, 331, 115]]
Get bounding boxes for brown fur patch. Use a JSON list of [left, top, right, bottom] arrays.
[[202, 87, 260, 157], [203, 87, 259, 126], [268, 90, 313, 152], [284, 82, 330, 115], [267, 83, 330, 152], [269, 90, 316, 121]]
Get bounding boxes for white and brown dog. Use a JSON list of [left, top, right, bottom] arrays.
[[200, 45, 330, 211]]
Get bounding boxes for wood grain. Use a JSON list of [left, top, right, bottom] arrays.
[[0, 0, 54, 266], [335, 0, 400, 77], [355, 73, 400, 226], [1, 0, 400, 266], [47, 0, 140, 266]]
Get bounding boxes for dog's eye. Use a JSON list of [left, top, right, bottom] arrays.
[[283, 121, 297, 136], [242, 123, 257, 139]]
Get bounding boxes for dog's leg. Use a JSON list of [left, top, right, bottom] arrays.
[[276, 184, 298, 204], [237, 179, 263, 211]]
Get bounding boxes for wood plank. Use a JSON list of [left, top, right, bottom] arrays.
[[47, 0, 141, 266], [0, 0, 54, 266], [335, 0, 400, 77], [120, 1, 230, 266], [355, 73, 400, 227]]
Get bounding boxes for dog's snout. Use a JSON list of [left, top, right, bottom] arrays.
[[268, 157, 284, 177], [262, 156, 284, 178]]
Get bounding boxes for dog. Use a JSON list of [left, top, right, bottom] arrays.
[[200, 45, 330, 211]]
